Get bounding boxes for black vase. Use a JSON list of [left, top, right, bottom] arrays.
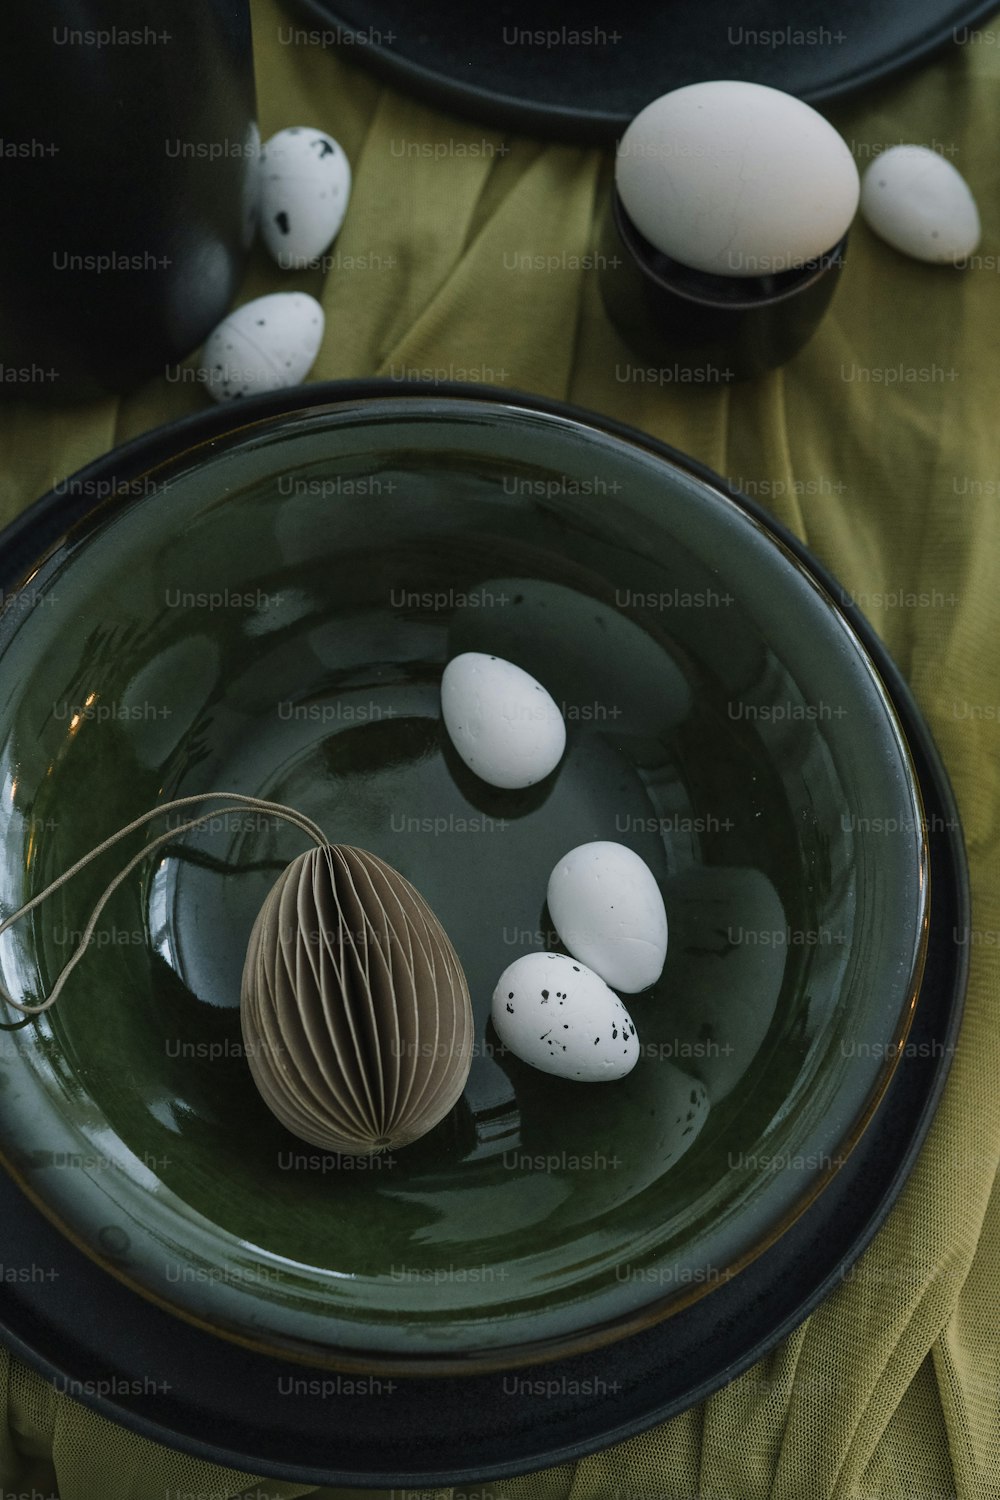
[[0, 2, 258, 402]]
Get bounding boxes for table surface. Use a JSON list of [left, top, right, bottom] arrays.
[[1, 1, 999, 1497]]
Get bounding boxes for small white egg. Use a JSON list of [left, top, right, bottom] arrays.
[[199, 292, 324, 402], [860, 145, 980, 264], [547, 841, 667, 993], [440, 652, 566, 790], [492, 952, 639, 1081], [616, 80, 859, 277], [259, 126, 352, 268]]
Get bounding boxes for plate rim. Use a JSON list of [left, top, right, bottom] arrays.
[[283, 0, 1000, 143]]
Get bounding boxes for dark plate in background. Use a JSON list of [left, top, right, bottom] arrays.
[[286, 0, 998, 141], [0, 383, 968, 1486]]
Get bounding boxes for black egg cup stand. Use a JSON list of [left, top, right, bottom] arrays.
[[0, 384, 969, 1488]]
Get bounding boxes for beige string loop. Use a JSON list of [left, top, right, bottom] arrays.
[[0, 793, 328, 1022]]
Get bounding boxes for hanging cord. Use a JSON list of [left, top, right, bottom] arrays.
[[0, 792, 328, 1022]]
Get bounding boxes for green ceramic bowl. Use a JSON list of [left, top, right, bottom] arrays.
[[0, 390, 928, 1373]]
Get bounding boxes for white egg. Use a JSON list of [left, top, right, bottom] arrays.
[[860, 146, 980, 264], [615, 80, 859, 277], [259, 126, 352, 268], [492, 952, 639, 1081], [199, 292, 324, 403], [547, 841, 667, 993], [440, 652, 566, 790]]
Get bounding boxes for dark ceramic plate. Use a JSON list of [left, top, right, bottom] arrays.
[[0, 385, 966, 1485], [0, 388, 927, 1375], [286, 0, 998, 142]]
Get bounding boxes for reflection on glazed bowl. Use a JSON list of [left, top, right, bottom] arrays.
[[0, 389, 927, 1373]]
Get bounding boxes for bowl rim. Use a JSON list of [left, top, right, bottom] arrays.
[[0, 380, 931, 1374]]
